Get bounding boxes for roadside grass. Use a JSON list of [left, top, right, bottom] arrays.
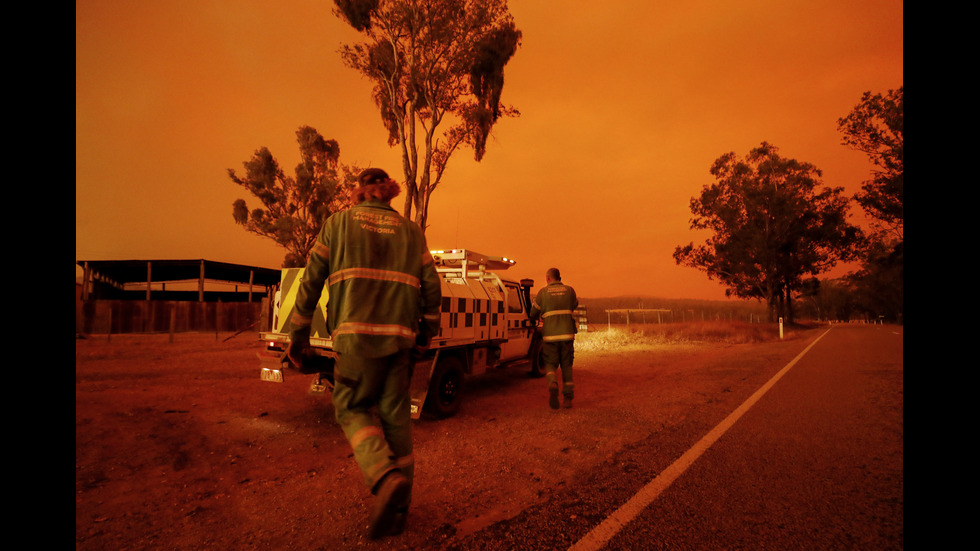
[[576, 320, 802, 352]]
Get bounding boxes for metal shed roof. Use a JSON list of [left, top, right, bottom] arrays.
[[76, 259, 282, 287]]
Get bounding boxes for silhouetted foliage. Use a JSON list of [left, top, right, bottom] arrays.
[[838, 86, 903, 240], [333, 0, 521, 231], [674, 142, 863, 323], [334, 0, 378, 31], [844, 240, 903, 322], [793, 278, 861, 322], [836, 86, 903, 322], [228, 126, 359, 268]]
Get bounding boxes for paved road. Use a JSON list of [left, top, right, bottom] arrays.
[[456, 324, 904, 550]]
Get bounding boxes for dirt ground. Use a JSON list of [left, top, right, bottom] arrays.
[[75, 326, 814, 550]]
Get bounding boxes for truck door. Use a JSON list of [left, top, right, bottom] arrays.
[[499, 282, 534, 362]]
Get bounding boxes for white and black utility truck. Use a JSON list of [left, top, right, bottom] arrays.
[[258, 249, 544, 418]]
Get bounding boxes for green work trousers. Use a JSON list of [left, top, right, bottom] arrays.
[[542, 340, 575, 399], [331, 349, 414, 505]]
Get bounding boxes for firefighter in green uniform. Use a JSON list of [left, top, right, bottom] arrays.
[[529, 268, 578, 409], [285, 168, 442, 540]]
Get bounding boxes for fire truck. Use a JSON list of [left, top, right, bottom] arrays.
[[258, 249, 543, 418]]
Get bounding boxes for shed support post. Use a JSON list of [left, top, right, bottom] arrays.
[[249, 270, 254, 303]]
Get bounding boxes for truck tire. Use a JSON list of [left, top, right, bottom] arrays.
[[425, 356, 464, 418]]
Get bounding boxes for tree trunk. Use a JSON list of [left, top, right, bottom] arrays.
[[784, 287, 795, 324], [766, 294, 778, 323]]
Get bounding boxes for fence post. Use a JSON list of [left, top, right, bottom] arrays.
[[169, 303, 176, 343]]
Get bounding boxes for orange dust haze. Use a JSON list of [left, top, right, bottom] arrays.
[[76, 1, 903, 300]]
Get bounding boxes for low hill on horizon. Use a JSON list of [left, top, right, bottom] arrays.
[[578, 295, 768, 325]]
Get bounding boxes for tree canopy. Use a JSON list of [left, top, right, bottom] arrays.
[[836, 86, 903, 321], [333, 0, 521, 231], [229, 126, 359, 267], [674, 142, 863, 322], [837, 86, 903, 240]]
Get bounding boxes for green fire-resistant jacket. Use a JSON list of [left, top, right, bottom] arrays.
[[529, 280, 579, 342], [289, 199, 442, 359]]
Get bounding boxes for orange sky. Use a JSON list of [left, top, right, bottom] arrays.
[[75, 0, 903, 300]]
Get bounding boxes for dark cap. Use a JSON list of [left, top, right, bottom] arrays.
[[357, 168, 391, 186]]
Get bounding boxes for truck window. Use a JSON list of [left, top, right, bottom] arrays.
[[505, 284, 523, 314]]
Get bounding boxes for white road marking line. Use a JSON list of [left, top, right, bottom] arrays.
[[568, 328, 832, 551]]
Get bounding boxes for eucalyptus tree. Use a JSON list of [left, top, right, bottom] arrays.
[[333, 0, 522, 231], [837, 86, 903, 322], [674, 142, 863, 322], [838, 86, 903, 241], [229, 126, 359, 267]]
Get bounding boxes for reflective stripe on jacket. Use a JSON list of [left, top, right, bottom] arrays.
[[291, 199, 441, 358], [530, 281, 579, 342]]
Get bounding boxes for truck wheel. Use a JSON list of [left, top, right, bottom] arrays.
[[528, 338, 545, 378], [425, 356, 464, 418]]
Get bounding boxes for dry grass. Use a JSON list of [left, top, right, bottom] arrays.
[[576, 320, 786, 352]]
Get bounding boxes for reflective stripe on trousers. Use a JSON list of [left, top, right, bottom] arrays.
[[331, 349, 414, 504], [542, 340, 575, 399]]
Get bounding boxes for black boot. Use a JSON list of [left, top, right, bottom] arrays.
[[369, 471, 410, 540]]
